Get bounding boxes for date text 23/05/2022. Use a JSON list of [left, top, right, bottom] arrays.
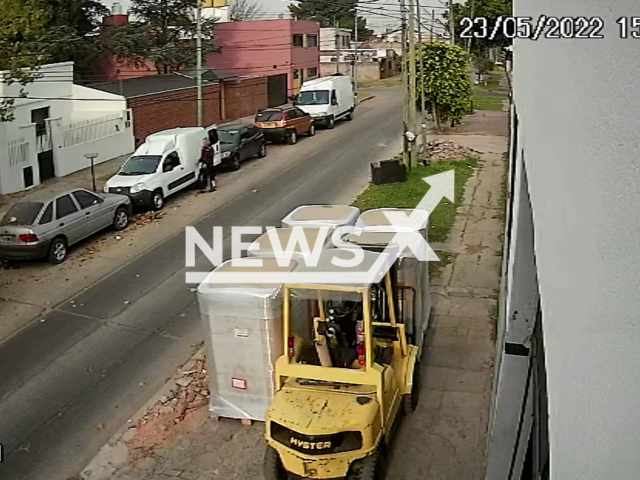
[[459, 16, 640, 41]]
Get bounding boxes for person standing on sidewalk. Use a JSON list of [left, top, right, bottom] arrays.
[[200, 139, 217, 193]]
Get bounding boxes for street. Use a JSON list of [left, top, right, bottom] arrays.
[[0, 88, 403, 480]]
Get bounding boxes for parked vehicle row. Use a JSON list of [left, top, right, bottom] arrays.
[[0, 75, 358, 264]]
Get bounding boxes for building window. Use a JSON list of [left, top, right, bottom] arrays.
[[305, 34, 318, 47], [292, 34, 304, 47], [31, 107, 50, 137], [293, 69, 300, 80], [307, 67, 318, 78]]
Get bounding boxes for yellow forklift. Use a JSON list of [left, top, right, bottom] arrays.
[[264, 249, 421, 480]]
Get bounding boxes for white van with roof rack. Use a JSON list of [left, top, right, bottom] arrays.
[[104, 126, 220, 210], [293, 74, 355, 129]]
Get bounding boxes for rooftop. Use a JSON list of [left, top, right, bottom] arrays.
[[90, 69, 237, 98]]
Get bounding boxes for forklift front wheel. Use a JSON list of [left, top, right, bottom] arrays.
[[264, 446, 288, 480], [403, 360, 422, 413], [349, 448, 388, 480]]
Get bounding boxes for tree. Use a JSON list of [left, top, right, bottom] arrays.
[[289, 0, 373, 40], [34, 0, 109, 82], [445, 0, 512, 56], [474, 57, 495, 76], [415, 42, 472, 129], [37, 0, 108, 34], [229, 0, 263, 21], [0, 0, 49, 121], [103, 0, 217, 75]]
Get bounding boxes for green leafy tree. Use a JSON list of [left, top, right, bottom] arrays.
[[0, 0, 49, 121], [103, 0, 217, 74], [34, 0, 109, 82], [474, 57, 495, 75], [445, 0, 512, 55], [415, 42, 472, 129], [289, 0, 373, 40], [37, 0, 107, 34]]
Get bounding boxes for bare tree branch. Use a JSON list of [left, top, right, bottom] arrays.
[[229, 0, 263, 21]]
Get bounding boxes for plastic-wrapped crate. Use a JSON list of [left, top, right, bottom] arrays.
[[281, 205, 360, 230], [197, 258, 297, 422], [341, 230, 431, 345], [247, 227, 333, 261], [356, 208, 429, 242]]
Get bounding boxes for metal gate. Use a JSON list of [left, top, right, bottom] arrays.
[[267, 74, 288, 107], [38, 151, 55, 182], [36, 129, 55, 182]]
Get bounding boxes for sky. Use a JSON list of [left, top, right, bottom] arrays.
[[100, 0, 447, 34]]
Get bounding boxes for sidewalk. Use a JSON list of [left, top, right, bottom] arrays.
[[388, 134, 507, 479], [0, 154, 130, 215], [80, 111, 508, 480], [0, 114, 258, 216]]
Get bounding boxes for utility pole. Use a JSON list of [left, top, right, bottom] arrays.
[[399, 0, 410, 169], [335, 18, 341, 74], [431, 9, 435, 41], [448, 0, 455, 45], [466, 0, 475, 60], [416, 0, 427, 161], [407, 0, 417, 171], [353, 5, 358, 95], [196, 2, 203, 126]]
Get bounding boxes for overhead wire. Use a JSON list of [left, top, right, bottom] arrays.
[[1, 0, 447, 100]]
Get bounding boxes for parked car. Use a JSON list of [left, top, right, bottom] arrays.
[[292, 74, 355, 128], [103, 126, 220, 211], [254, 105, 315, 145], [0, 189, 131, 264], [218, 123, 267, 171]]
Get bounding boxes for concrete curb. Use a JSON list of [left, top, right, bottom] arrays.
[[80, 349, 206, 480], [357, 95, 376, 105]]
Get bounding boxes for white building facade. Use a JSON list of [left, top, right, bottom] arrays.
[[0, 62, 134, 194], [485, 1, 640, 479], [319, 27, 352, 53]]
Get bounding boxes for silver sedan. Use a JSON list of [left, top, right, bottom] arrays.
[[0, 188, 132, 264]]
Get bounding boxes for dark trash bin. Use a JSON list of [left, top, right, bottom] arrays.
[[371, 158, 407, 185]]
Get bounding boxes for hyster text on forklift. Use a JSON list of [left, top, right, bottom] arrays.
[[264, 249, 422, 480]]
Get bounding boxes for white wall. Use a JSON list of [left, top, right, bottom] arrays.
[[513, 0, 640, 478], [485, 147, 539, 480], [48, 111, 134, 177], [0, 62, 133, 194], [319, 28, 352, 51], [0, 62, 75, 142]]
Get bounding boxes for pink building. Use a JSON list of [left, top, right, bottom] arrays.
[[207, 19, 320, 106]]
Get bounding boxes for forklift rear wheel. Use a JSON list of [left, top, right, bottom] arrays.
[[264, 446, 288, 480], [349, 448, 388, 480], [403, 360, 421, 413]]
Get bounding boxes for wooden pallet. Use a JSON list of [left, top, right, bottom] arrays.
[[210, 415, 254, 426]]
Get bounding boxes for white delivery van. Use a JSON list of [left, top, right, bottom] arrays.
[[104, 126, 220, 210], [294, 74, 355, 129]]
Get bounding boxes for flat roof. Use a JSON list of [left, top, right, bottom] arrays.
[[91, 69, 237, 98]]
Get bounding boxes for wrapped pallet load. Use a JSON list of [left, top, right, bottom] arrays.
[[356, 207, 430, 241], [247, 227, 333, 261], [352, 207, 431, 343], [281, 205, 360, 245], [197, 257, 298, 422]]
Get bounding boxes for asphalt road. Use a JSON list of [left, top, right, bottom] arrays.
[[0, 87, 403, 480]]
